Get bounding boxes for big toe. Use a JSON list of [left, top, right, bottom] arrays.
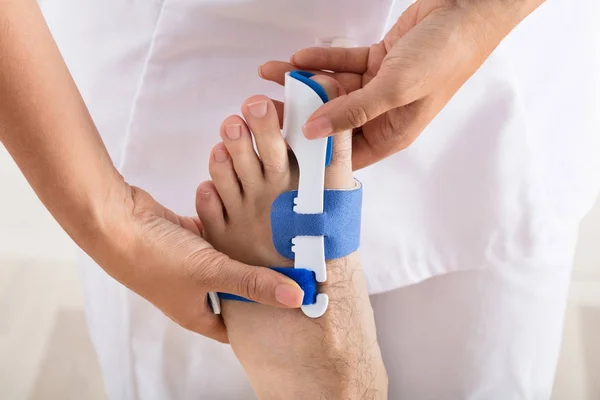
[[309, 75, 343, 102], [242, 96, 291, 185], [310, 75, 354, 189]]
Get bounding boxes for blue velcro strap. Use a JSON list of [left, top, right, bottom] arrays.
[[271, 185, 362, 260], [218, 267, 318, 305]]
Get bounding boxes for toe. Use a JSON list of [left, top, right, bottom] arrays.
[[195, 180, 226, 235], [325, 131, 354, 189], [220, 115, 263, 194], [242, 96, 290, 183], [310, 74, 342, 102], [310, 75, 354, 189], [208, 143, 242, 218]]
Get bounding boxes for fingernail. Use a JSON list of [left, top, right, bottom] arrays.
[[258, 64, 264, 78], [275, 283, 303, 307], [302, 116, 333, 139], [225, 124, 241, 140], [214, 149, 229, 163], [247, 100, 268, 119]]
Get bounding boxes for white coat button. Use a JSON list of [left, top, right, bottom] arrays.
[[315, 37, 357, 48], [331, 37, 357, 48]]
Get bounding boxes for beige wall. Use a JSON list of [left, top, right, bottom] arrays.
[[552, 199, 600, 399], [0, 144, 599, 398]]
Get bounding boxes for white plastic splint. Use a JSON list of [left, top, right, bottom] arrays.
[[282, 72, 329, 318]]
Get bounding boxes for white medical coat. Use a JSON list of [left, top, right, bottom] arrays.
[[39, 0, 600, 398]]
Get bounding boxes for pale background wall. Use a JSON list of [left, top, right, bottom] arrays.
[[0, 143, 599, 399]]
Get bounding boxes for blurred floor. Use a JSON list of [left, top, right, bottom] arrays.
[[1, 143, 599, 399], [0, 259, 106, 400]]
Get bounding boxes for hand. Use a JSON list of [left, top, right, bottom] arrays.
[[1, 0, 541, 346], [260, 0, 545, 169], [0, 0, 303, 345], [89, 183, 305, 343]]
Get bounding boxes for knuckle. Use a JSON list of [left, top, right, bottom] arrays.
[[181, 247, 219, 287], [238, 268, 262, 301], [344, 106, 369, 128]]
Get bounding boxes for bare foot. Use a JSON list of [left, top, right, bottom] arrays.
[[196, 76, 387, 400]]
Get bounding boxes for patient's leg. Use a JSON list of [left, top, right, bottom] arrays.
[[196, 76, 387, 400]]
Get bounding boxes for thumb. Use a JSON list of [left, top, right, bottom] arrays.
[[205, 249, 305, 308], [302, 75, 399, 139]]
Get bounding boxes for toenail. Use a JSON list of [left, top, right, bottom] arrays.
[[247, 100, 268, 118], [214, 149, 229, 163], [198, 190, 211, 200], [225, 124, 241, 140]]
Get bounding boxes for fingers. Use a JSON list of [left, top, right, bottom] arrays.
[[259, 61, 363, 95], [188, 248, 304, 308], [261, 3, 451, 142], [302, 75, 398, 138], [120, 199, 232, 342], [166, 248, 305, 339], [126, 199, 304, 344], [291, 47, 370, 74], [263, 58, 402, 139], [259, 61, 321, 85]]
